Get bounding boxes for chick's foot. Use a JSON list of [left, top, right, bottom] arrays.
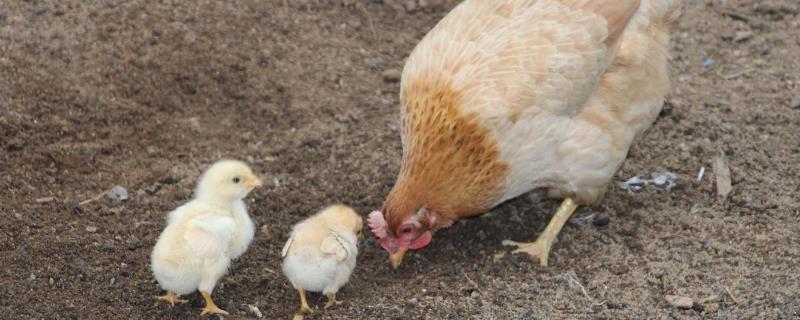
[[324, 293, 343, 309], [297, 288, 312, 314], [199, 291, 229, 316], [155, 292, 188, 306]]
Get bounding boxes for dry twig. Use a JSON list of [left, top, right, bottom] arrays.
[[713, 150, 732, 202]]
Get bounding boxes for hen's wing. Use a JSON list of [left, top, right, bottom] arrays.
[[401, 0, 640, 125], [184, 214, 237, 260]]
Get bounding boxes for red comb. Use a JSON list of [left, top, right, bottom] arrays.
[[367, 211, 388, 238]]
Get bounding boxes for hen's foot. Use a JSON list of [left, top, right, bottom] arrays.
[[503, 198, 578, 267], [502, 239, 552, 266]]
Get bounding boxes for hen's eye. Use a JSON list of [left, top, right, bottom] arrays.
[[401, 226, 413, 234], [232, 177, 241, 183]]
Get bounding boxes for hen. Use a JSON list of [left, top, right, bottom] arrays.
[[368, 0, 680, 268]]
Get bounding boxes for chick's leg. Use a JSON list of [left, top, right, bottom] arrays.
[[155, 292, 188, 306], [324, 293, 343, 309], [297, 287, 312, 314], [199, 291, 229, 316], [502, 198, 578, 266]]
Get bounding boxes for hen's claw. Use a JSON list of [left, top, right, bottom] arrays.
[[502, 239, 551, 266], [502, 198, 578, 267]]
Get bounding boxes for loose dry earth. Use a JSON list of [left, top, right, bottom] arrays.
[[1, 0, 799, 319]]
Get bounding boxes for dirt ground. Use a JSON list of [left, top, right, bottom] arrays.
[[1, 0, 799, 319]]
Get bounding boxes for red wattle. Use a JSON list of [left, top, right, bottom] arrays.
[[408, 231, 432, 249]]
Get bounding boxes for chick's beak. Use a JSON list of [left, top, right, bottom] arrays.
[[357, 230, 364, 240], [389, 247, 407, 269], [247, 177, 263, 188]]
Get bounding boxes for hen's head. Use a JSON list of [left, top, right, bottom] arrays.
[[368, 206, 449, 269]]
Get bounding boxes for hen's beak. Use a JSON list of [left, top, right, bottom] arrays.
[[390, 247, 407, 269], [247, 177, 263, 188]]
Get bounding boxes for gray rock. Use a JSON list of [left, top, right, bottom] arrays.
[[789, 97, 800, 109], [107, 185, 129, 202]]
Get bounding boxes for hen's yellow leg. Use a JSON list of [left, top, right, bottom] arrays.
[[502, 198, 578, 266], [324, 293, 343, 309], [199, 291, 229, 316], [155, 292, 188, 306], [297, 287, 312, 314]]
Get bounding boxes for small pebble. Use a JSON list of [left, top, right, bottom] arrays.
[[665, 295, 694, 309], [67, 202, 84, 214], [789, 97, 800, 109], [49, 277, 55, 285], [18, 245, 28, 256], [246, 304, 263, 318], [403, 1, 417, 13], [733, 30, 752, 42], [86, 226, 98, 233], [382, 68, 402, 83], [159, 176, 178, 185], [107, 186, 129, 202], [592, 217, 610, 228]]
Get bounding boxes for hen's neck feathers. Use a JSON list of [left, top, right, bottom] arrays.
[[385, 78, 509, 226]]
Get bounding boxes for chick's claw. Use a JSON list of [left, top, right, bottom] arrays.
[[200, 305, 229, 316], [502, 239, 551, 267], [155, 292, 188, 306], [300, 305, 312, 315], [324, 293, 343, 309]]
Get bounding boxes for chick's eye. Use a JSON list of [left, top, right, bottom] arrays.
[[232, 177, 240, 183]]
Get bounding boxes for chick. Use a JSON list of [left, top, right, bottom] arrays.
[[151, 159, 262, 316], [281, 205, 364, 314]]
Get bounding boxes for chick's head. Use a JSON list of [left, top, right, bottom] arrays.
[[196, 159, 262, 202], [320, 205, 364, 239]]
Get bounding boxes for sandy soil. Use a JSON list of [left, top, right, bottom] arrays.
[[1, 0, 799, 319]]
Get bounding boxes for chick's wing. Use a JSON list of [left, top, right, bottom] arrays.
[[184, 214, 237, 259]]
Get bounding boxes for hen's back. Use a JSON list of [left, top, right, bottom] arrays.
[[400, 0, 641, 127]]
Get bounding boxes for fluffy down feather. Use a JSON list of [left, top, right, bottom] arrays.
[[282, 205, 363, 295]]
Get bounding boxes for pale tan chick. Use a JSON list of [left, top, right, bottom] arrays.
[[282, 205, 364, 314], [151, 160, 262, 316], [369, 0, 681, 268]]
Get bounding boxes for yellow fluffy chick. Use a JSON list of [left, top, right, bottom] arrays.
[[281, 205, 364, 314], [151, 159, 262, 316]]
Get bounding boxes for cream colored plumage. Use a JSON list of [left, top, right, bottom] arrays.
[[282, 205, 363, 314], [369, 0, 681, 268], [151, 159, 262, 316]]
